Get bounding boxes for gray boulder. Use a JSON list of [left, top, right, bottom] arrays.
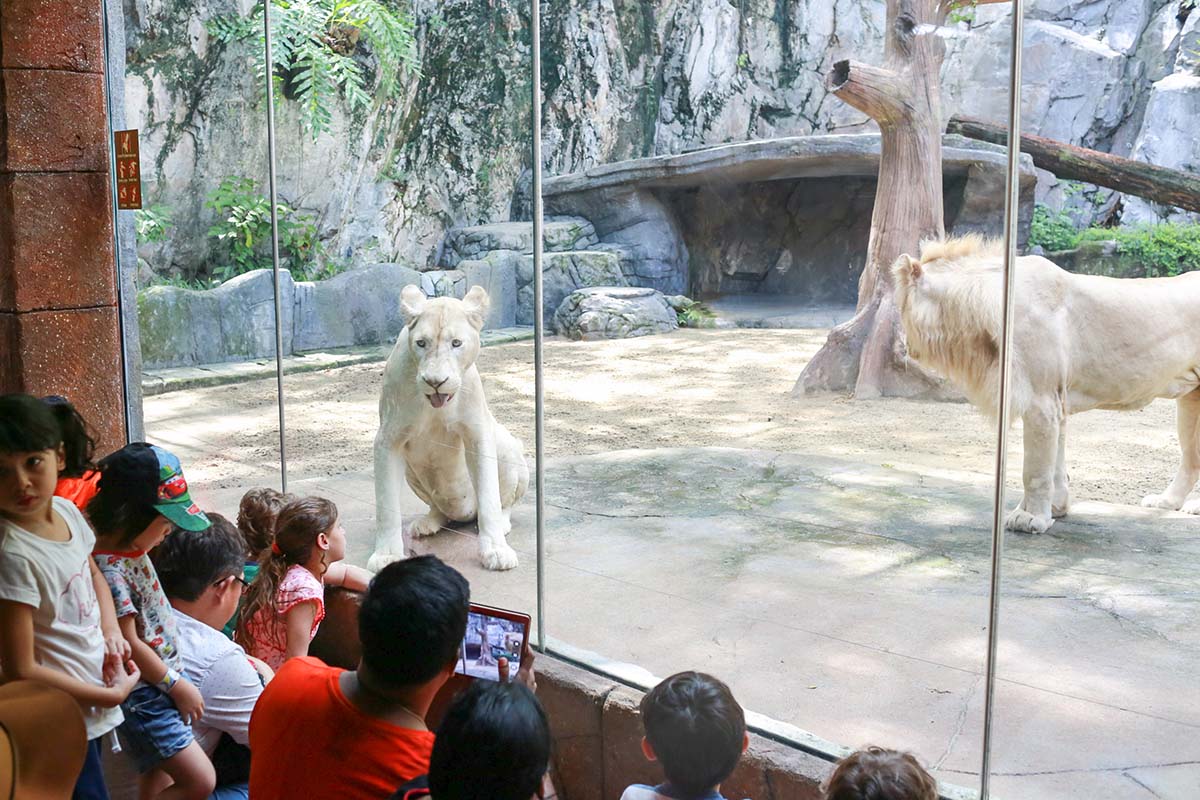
[[440, 218, 598, 267], [292, 263, 424, 352], [138, 269, 295, 368], [518, 250, 627, 327], [419, 270, 467, 299], [553, 287, 679, 341], [1122, 72, 1200, 224]]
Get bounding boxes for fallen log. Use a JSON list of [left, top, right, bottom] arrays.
[[947, 114, 1200, 214]]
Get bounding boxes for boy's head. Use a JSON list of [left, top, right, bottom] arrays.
[[639, 672, 748, 797], [88, 443, 209, 548], [358, 555, 469, 690], [152, 512, 246, 626], [823, 747, 938, 800], [429, 681, 550, 800]]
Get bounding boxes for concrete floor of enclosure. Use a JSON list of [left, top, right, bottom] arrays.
[[147, 329, 1200, 800]]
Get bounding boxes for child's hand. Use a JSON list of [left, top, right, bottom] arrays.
[[102, 633, 132, 685], [169, 677, 205, 725], [497, 645, 537, 690], [106, 660, 141, 706]]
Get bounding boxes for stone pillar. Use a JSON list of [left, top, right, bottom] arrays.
[[0, 0, 128, 452]]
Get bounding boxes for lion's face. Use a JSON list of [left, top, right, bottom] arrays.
[[400, 285, 489, 409]]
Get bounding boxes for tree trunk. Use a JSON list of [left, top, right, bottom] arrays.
[[795, 0, 1007, 400], [948, 114, 1200, 214]]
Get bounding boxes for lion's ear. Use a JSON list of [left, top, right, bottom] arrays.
[[462, 285, 490, 330], [400, 285, 427, 322], [892, 253, 922, 284]]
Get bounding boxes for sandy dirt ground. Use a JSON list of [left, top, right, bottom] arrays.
[[146, 328, 1184, 511]]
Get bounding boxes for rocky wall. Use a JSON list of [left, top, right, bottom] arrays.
[[126, 0, 1198, 282]]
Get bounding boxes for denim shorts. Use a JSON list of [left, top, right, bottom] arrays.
[[118, 685, 194, 773]]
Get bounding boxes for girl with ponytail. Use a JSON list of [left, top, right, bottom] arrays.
[[42, 395, 102, 510], [236, 496, 370, 669]]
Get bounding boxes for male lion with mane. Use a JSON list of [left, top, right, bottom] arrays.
[[893, 234, 1200, 534], [370, 285, 529, 571]]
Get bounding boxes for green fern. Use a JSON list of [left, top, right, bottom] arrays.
[[208, 0, 417, 138]]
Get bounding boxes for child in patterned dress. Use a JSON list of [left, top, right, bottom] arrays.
[[90, 443, 216, 799]]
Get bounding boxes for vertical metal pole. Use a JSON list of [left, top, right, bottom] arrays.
[[263, 0, 289, 493], [99, 0, 134, 443], [980, 1, 1024, 796], [531, 0, 546, 653]]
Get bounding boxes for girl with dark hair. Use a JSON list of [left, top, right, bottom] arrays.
[[0, 394, 140, 799], [392, 681, 552, 800], [42, 395, 102, 509], [236, 496, 370, 670]]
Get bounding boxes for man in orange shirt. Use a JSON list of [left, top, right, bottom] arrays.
[[248, 556, 468, 799]]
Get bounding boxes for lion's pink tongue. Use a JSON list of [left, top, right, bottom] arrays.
[[429, 392, 448, 408]]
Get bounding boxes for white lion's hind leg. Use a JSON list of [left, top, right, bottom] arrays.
[[1181, 497, 1200, 515], [1051, 418, 1070, 518], [1142, 390, 1200, 511]]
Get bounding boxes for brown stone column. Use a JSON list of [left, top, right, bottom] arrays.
[[0, 0, 127, 453]]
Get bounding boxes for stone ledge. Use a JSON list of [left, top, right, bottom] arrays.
[[140, 328, 536, 396], [543, 134, 1035, 196]]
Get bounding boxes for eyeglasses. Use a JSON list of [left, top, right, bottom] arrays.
[[215, 574, 251, 593]]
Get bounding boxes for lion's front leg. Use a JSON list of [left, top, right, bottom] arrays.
[[1142, 390, 1200, 512], [465, 423, 519, 571], [1006, 403, 1059, 534], [370, 429, 409, 572]]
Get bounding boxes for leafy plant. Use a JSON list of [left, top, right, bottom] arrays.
[[946, 0, 978, 25], [1078, 223, 1200, 278], [1029, 204, 1082, 252], [135, 205, 173, 244], [674, 299, 718, 329], [208, 0, 418, 138], [205, 176, 326, 282]]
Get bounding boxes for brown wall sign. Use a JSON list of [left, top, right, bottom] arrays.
[[114, 129, 142, 210]]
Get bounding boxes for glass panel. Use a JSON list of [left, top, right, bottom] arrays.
[[539, 2, 1017, 795], [269, 0, 540, 618], [990, 2, 1200, 796], [110, 0, 282, 513]]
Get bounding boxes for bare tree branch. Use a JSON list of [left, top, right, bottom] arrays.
[[826, 60, 912, 126]]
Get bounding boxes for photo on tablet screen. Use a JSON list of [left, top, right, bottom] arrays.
[[457, 610, 527, 681]]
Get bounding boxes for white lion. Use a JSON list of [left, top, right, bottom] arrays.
[[893, 235, 1200, 534], [369, 285, 529, 571]]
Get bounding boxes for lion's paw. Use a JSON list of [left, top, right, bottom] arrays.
[[1181, 497, 1200, 515], [367, 549, 404, 573], [409, 514, 445, 539], [480, 543, 519, 572], [1140, 493, 1183, 511], [1005, 508, 1053, 534]]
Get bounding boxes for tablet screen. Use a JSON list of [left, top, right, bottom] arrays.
[[456, 608, 528, 682]]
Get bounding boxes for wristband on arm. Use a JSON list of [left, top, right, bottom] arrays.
[[157, 667, 181, 694]]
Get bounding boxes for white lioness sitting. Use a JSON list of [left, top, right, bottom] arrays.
[[370, 285, 529, 571], [893, 235, 1200, 534]]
